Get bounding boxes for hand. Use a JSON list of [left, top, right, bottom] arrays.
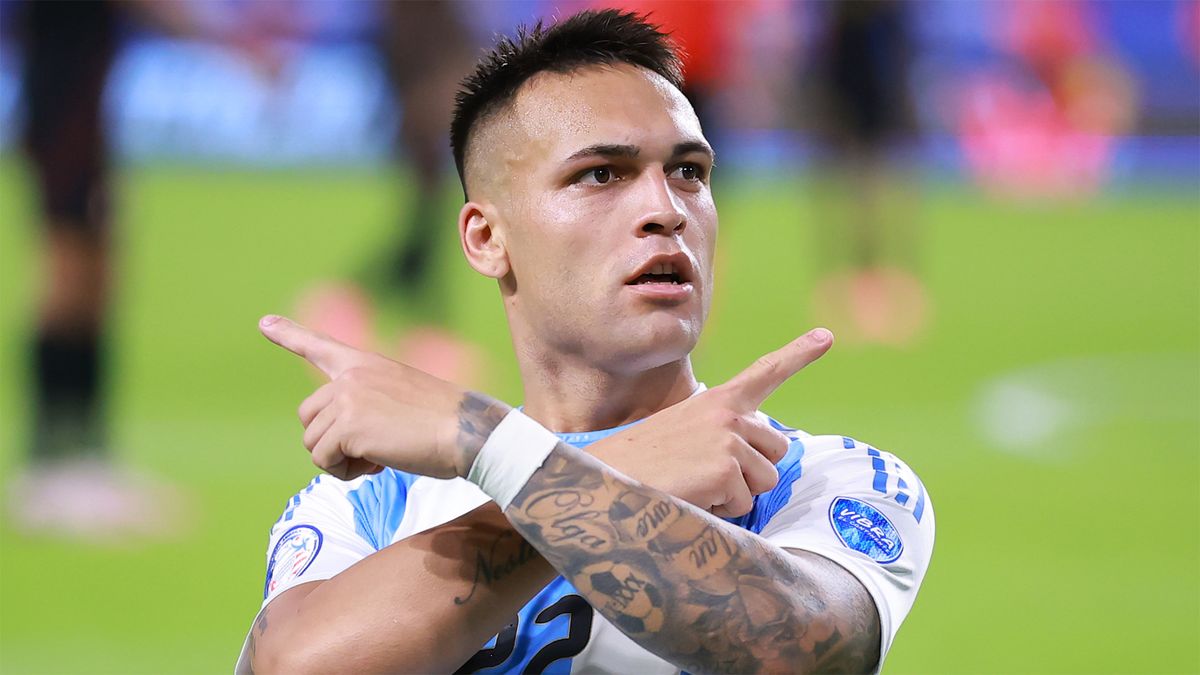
[[259, 315, 471, 481], [588, 328, 833, 518]]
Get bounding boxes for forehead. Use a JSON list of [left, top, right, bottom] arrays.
[[496, 64, 703, 168]]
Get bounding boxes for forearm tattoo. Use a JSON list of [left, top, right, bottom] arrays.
[[504, 444, 882, 674], [453, 521, 542, 606], [245, 602, 272, 674], [455, 391, 511, 475], [451, 394, 546, 606]]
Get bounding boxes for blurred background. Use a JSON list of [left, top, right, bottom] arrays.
[[0, 0, 1196, 672]]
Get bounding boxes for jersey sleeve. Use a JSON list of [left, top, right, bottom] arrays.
[[757, 434, 935, 669], [258, 474, 380, 605], [235, 473, 382, 675]]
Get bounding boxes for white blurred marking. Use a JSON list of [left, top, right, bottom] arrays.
[[973, 353, 1199, 461]]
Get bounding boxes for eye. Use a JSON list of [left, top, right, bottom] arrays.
[[669, 163, 706, 182], [578, 167, 614, 185]]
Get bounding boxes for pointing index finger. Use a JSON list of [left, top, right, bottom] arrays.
[[724, 328, 834, 408], [259, 314, 358, 378]]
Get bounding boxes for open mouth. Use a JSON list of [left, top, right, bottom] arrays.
[[625, 255, 694, 287], [629, 262, 685, 285]]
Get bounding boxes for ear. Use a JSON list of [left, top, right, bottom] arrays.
[[458, 200, 510, 279]]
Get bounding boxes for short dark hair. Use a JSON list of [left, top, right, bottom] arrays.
[[450, 9, 684, 196]]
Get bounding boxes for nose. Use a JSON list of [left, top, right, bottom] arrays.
[[633, 172, 686, 237]]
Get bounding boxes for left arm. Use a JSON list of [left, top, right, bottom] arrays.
[[259, 317, 880, 673], [464, 407, 880, 673]]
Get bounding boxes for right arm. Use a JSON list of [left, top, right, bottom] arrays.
[[247, 404, 788, 673], [249, 500, 555, 673], [246, 316, 799, 673]]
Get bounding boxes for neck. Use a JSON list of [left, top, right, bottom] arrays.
[[517, 351, 698, 433]]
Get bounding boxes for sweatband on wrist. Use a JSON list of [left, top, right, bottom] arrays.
[[467, 409, 560, 509]]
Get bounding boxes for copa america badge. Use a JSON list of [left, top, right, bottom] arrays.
[[264, 525, 323, 598]]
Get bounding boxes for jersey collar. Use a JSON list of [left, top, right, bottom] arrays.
[[536, 383, 708, 449]]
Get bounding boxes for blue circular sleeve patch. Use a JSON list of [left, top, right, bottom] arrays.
[[828, 497, 903, 564], [264, 525, 323, 598]]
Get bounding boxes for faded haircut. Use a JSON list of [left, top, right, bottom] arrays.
[[450, 9, 684, 197]]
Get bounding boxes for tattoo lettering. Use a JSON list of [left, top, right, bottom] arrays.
[[455, 531, 540, 606], [610, 491, 681, 543], [683, 527, 737, 577], [524, 489, 614, 552], [645, 517, 737, 589], [506, 443, 882, 673], [577, 560, 666, 636], [607, 572, 647, 611]]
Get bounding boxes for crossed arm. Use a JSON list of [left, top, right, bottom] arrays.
[[248, 317, 880, 673], [250, 395, 879, 674], [465, 394, 881, 674]]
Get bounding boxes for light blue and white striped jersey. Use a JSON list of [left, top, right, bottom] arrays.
[[236, 413, 934, 674]]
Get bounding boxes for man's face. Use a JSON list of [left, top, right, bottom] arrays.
[[471, 64, 717, 373]]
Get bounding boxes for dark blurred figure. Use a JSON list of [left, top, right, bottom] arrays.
[[296, 2, 482, 387], [382, 1, 474, 296], [821, 1, 912, 164], [8, 0, 259, 539], [20, 1, 118, 473], [809, 1, 929, 346]]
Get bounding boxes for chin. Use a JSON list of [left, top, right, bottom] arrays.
[[606, 317, 701, 374]]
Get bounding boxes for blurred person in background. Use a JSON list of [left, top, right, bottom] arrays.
[[296, 0, 483, 387], [808, 1, 929, 346], [6, 0, 267, 539], [380, 1, 476, 298]]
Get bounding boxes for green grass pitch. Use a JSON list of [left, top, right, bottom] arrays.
[[0, 158, 1196, 673]]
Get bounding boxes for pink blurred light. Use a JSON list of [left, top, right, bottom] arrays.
[[957, 73, 1113, 199]]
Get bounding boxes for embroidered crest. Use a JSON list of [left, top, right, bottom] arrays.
[[828, 497, 903, 564]]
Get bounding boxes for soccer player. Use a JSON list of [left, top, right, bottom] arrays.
[[9, 0, 251, 538], [809, 1, 930, 346], [239, 10, 934, 674]]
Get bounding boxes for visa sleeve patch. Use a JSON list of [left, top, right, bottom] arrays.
[[828, 497, 903, 564], [265, 525, 323, 598]]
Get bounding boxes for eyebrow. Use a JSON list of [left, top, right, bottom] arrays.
[[564, 144, 640, 162], [562, 140, 716, 164], [673, 141, 716, 165]]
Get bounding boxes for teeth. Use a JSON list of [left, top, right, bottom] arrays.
[[633, 260, 685, 283]]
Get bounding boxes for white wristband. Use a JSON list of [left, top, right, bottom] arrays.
[[467, 409, 560, 509]]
